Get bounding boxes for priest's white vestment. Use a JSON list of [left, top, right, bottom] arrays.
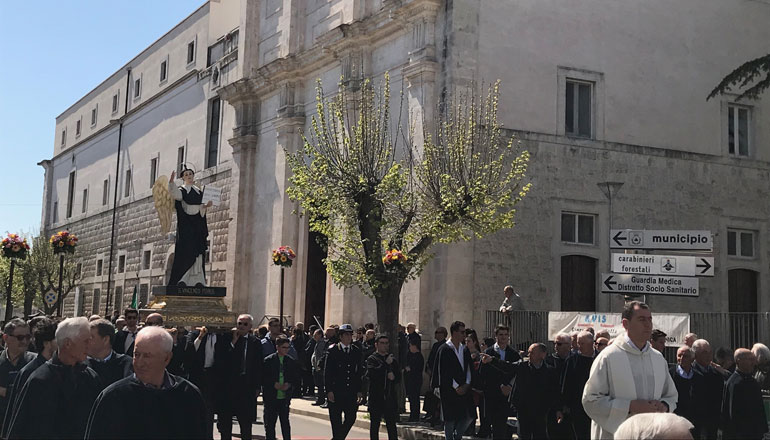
[[581, 335, 678, 439]]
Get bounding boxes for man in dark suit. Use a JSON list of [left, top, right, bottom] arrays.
[[431, 321, 475, 440], [86, 319, 133, 388], [183, 324, 225, 437], [480, 324, 521, 440], [691, 339, 728, 439], [423, 326, 447, 425], [216, 314, 264, 440], [262, 336, 300, 440], [365, 334, 401, 439], [112, 308, 139, 356], [324, 323, 363, 440]]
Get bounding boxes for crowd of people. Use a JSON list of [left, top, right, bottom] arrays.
[[0, 295, 767, 439]]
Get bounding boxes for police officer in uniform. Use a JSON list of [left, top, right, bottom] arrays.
[[324, 324, 363, 439]]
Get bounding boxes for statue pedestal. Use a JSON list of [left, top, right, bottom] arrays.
[[145, 286, 236, 329]]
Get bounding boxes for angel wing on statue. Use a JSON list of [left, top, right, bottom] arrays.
[[152, 176, 174, 235]]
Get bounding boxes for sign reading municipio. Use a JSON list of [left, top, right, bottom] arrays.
[[612, 253, 714, 277], [601, 273, 699, 297], [610, 230, 713, 251]]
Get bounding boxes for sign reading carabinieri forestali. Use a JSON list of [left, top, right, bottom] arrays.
[[611, 253, 714, 277]]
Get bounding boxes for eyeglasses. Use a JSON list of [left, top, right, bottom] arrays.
[[237, 322, 250, 326], [9, 334, 31, 342], [596, 342, 608, 346], [555, 342, 569, 346]]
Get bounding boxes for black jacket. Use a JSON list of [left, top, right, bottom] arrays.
[[261, 353, 300, 403], [85, 374, 209, 439], [112, 329, 138, 356], [490, 358, 557, 416], [669, 365, 695, 423], [86, 350, 134, 389], [431, 342, 475, 421], [405, 351, 424, 393], [691, 362, 728, 425], [365, 353, 401, 411], [323, 343, 363, 402], [480, 345, 521, 405], [721, 370, 769, 439], [8, 353, 102, 439]]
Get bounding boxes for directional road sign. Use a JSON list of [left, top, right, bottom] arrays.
[[610, 230, 713, 251], [612, 253, 714, 277], [601, 273, 699, 297]]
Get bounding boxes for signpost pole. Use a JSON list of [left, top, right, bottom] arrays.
[[598, 182, 624, 310]]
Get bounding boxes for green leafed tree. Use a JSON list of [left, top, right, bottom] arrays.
[[708, 54, 770, 101], [286, 74, 531, 351], [21, 235, 80, 316]]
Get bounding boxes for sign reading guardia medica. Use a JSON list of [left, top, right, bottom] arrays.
[[548, 311, 690, 347]]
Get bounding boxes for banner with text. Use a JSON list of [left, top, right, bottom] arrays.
[[547, 311, 690, 347]]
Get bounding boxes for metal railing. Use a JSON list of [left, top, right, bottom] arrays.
[[485, 310, 770, 353]]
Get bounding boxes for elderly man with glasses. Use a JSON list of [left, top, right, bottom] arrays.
[[0, 318, 35, 432], [214, 314, 264, 440]]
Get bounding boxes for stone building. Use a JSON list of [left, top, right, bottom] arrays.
[[40, 0, 769, 339]]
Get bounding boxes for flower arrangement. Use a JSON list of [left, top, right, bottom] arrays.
[[50, 231, 78, 254], [1, 234, 30, 260], [272, 246, 296, 268], [382, 248, 407, 266]]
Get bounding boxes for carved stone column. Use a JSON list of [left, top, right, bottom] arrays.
[[219, 80, 261, 314], [267, 81, 306, 325]]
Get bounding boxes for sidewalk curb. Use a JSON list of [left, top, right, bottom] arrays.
[[288, 405, 446, 439]]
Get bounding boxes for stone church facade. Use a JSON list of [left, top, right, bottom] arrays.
[[40, 0, 770, 338]]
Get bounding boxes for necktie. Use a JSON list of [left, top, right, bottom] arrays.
[[345, 347, 349, 354]]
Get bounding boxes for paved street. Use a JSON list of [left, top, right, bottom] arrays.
[[213, 413, 371, 440]]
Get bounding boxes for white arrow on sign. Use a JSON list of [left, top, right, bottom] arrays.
[[601, 273, 699, 297], [612, 254, 714, 277], [610, 230, 713, 251]]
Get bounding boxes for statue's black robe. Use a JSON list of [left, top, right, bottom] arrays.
[[721, 370, 769, 439], [85, 373, 209, 439], [168, 186, 208, 287], [7, 354, 101, 439], [86, 350, 133, 388]]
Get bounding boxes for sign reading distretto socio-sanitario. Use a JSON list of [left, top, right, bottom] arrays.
[[601, 273, 699, 297]]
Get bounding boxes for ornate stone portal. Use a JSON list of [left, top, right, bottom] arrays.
[[146, 286, 236, 329]]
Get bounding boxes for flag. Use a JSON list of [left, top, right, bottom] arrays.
[[130, 285, 137, 309]]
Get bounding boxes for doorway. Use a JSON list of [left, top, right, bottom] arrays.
[[304, 231, 328, 327], [561, 255, 597, 311]]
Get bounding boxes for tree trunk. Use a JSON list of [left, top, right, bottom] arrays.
[[23, 290, 34, 318], [374, 280, 405, 357]]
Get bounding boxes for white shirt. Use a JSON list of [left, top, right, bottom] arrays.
[[124, 330, 137, 353], [194, 333, 218, 368], [446, 340, 472, 388]]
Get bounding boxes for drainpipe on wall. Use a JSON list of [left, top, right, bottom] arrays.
[[105, 68, 132, 317]]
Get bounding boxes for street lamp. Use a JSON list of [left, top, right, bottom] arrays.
[[598, 182, 624, 311]]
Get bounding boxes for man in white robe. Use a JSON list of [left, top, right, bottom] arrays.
[[582, 301, 678, 439]]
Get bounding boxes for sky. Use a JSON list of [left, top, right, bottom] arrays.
[[0, 1, 204, 237]]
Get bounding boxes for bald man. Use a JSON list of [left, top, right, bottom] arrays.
[[721, 348, 768, 439], [85, 326, 208, 439]]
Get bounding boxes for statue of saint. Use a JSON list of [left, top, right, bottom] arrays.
[[153, 167, 212, 287]]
